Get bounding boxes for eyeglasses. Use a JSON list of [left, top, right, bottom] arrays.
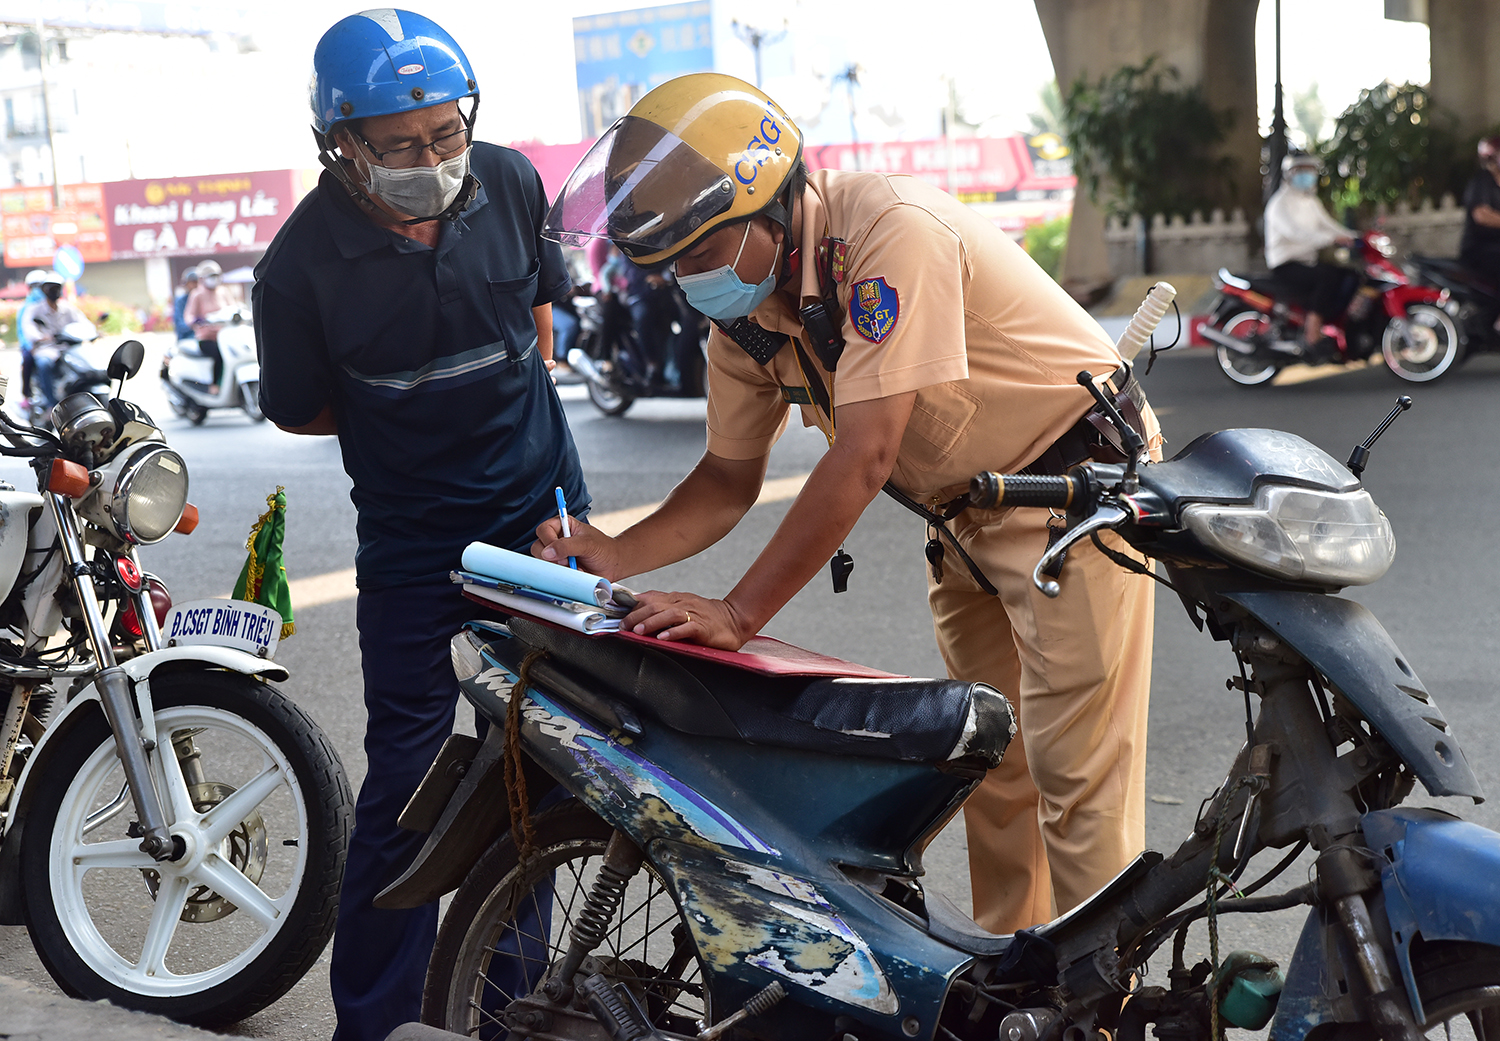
[[354, 126, 470, 170]]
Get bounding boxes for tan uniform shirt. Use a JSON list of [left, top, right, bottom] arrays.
[[705, 169, 1126, 504]]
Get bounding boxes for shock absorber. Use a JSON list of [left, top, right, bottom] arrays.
[[542, 831, 645, 1002]]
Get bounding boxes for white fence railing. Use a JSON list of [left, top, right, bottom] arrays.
[[1103, 196, 1467, 276]]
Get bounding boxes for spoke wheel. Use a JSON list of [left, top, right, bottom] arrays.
[[423, 800, 707, 1041], [1383, 304, 1464, 382], [20, 671, 350, 1026], [1214, 311, 1280, 386]]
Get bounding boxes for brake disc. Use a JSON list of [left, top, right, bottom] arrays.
[[141, 780, 269, 923]]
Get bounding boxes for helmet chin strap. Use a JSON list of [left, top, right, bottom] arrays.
[[763, 182, 797, 289]]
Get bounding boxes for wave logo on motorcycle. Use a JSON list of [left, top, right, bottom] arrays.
[[1201, 232, 1464, 385], [386, 330, 1500, 1041], [0, 342, 350, 1026]]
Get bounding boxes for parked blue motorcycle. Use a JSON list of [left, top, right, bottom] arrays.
[[383, 387, 1497, 1041]]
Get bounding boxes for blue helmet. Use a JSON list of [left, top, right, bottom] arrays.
[[310, 9, 478, 141]]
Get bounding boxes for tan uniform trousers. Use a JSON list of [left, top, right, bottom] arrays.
[[928, 503, 1154, 935]]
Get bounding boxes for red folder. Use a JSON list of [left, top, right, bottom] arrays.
[[462, 589, 903, 678]]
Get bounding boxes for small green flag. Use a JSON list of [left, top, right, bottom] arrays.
[[232, 486, 294, 640]]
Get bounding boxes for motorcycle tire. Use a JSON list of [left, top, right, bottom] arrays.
[[240, 381, 266, 423], [1214, 311, 1279, 386], [1327, 940, 1500, 1039], [1382, 304, 1464, 383], [187, 404, 209, 426], [422, 800, 707, 1041], [19, 670, 351, 1027], [586, 373, 636, 417]]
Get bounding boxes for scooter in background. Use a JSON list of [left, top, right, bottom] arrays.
[[161, 306, 264, 425]]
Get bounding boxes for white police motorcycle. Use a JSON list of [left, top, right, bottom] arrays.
[[161, 306, 264, 425], [0, 340, 351, 1025]]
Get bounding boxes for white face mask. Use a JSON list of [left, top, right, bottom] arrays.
[[364, 149, 471, 219]]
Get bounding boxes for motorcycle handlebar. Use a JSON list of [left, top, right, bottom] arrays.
[[969, 471, 1082, 510]]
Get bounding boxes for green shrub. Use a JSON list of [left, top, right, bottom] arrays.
[[1023, 214, 1070, 281], [1061, 56, 1235, 222], [1320, 82, 1467, 218]]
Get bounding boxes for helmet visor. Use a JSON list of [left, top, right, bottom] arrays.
[[544, 116, 735, 261]]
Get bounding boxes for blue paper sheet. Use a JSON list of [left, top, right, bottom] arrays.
[[461, 542, 613, 606]]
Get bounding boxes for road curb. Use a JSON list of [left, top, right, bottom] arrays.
[[0, 974, 222, 1040]]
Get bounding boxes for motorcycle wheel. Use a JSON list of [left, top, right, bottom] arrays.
[[423, 800, 707, 1041], [162, 381, 189, 419], [187, 404, 209, 426], [1383, 304, 1464, 382], [1350, 940, 1500, 1039], [1214, 311, 1279, 386], [19, 670, 351, 1026], [240, 382, 265, 423], [586, 360, 636, 417]]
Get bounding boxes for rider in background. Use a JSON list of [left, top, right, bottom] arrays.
[[1263, 152, 1358, 354], [21, 272, 85, 410], [16, 268, 48, 410], [172, 266, 200, 341], [1460, 136, 1500, 286], [184, 259, 229, 394]]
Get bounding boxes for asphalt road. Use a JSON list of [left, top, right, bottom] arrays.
[[2, 333, 1498, 1040]]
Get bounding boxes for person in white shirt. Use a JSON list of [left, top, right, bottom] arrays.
[[1263, 153, 1359, 352], [20, 271, 87, 408]]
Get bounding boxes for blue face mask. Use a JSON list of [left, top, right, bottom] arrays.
[[676, 223, 781, 322], [1290, 170, 1319, 191]]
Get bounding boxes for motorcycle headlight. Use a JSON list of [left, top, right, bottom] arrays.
[[77, 444, 189, 544], [1181, 484, 1395, 586]]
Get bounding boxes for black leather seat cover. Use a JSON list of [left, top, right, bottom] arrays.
[[500, 617, 1014, 768]]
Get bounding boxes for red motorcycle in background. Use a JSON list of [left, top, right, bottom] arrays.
[[1196, 233, 1459, 386]]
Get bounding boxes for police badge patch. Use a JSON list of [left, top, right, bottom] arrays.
[[851, 277, 899, 343]]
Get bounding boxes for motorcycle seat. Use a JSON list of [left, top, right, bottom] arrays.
[[495, 615, 1015, 769], [1410, 254, 1500, 295]]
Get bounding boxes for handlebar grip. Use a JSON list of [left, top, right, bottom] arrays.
[[969, 472, 1080, 510]]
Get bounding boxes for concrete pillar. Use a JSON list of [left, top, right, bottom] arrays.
[[1036, 0, 1260, 286], [1429, 0, 1500, 138]]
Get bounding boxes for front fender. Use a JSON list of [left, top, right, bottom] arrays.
[[1221, 591, 1482, 800], [1269, 808, 1500, 1039], [0, 647, 288, 922], [1363, 807, 1500, 1024]]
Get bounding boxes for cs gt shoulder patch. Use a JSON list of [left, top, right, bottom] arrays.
[[850, 277, 899, 343]]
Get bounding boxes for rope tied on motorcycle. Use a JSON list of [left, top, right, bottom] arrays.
[[505, 647, 548, 866]]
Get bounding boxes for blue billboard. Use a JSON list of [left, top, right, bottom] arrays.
[[574, 2, 714, 138]]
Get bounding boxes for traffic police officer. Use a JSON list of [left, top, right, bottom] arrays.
[[254, 11, 586, 1038], [537, 73, 1157, 935]]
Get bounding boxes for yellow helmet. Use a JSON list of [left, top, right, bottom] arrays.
[[545, 73, 804, 267]]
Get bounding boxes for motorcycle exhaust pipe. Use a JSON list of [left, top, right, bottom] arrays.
[[566, 347, 605, 384], [1198, 324, 1257, 355]]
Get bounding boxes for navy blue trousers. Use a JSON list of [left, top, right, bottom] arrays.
[[330, 577, 479, 1041]]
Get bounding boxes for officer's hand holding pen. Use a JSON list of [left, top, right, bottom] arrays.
[[531, 514, 622, 579]]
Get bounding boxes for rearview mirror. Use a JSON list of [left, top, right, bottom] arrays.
[[108, 340, 145, 381]]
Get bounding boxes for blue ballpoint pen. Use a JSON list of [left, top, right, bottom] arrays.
[[554, 487, 578, 569]]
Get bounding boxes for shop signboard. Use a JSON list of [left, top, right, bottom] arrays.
[[104, 170, 304, 260], [0, 182, 109, 269]]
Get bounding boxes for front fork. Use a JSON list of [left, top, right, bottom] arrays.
[[1248, 655, 1424, 1041], [49, 494, 177, 862]]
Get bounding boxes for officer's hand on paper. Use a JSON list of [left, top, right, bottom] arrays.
[[623, 590, 750, 651], [533, 515, 621, 578]]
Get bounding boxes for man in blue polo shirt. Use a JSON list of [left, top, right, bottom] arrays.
[[253, 11, 587, 1039]]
